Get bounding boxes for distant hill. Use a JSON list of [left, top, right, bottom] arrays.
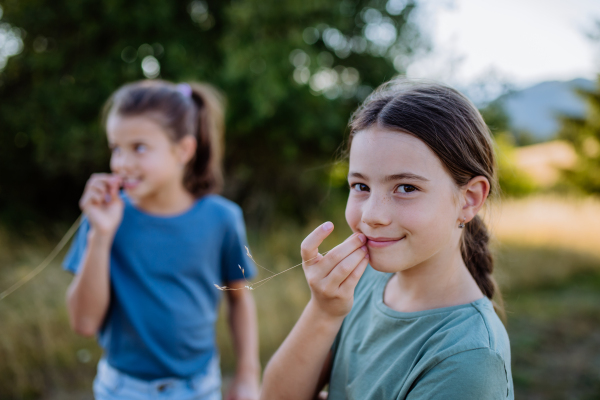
[[500, 78, 595, 141]]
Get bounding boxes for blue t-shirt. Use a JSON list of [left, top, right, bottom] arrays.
[[63, 194, 255, 380]]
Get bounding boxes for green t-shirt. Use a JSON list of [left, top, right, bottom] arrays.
[[329, 266, 513, 400]]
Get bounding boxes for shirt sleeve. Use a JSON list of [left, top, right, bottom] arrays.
[[62, 217, 90, 275], [405, 348, 510, 400], [220, 206, 256, 283]]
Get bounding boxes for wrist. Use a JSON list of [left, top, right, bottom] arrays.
[[305, 299, 346, 330], [235, 362, 261, 381], [88, 227, 115, 247]]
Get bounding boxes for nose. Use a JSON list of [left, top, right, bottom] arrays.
[[110, 150, 133, 174], [361, 191, 392, 227]]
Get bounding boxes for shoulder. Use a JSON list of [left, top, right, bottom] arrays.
[[418, 298, 512, 388], [408, 347, 510, 400], [410, 300, 512, 398], [435, 347, 506, 375], [425, 298, 510, 358], [197, 195, 244, 221]]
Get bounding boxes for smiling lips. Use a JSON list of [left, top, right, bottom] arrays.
[[122, 177, 141, 190], [366, 236, 405, 248]]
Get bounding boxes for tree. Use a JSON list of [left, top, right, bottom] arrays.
[[559, 75, 600, 194], [0, 0, 424, 228]]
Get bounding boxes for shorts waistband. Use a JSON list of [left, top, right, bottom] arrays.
[[96, 356, 221, 395]]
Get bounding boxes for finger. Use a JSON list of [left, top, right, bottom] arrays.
[[81, 174, 112, 210], [86, 185, 107, 204], [94, 176, 120, 204], [300, 222, 334, 265], [89, 179, 110, 196], [324, 246, 368, 286], [85, 173, 112, 188], [87, 190, 105, 206], [321, 232, 366, 271], [339, 255, 370, 292], [81, 192, 104, 213], [106, 175, 122, 199]]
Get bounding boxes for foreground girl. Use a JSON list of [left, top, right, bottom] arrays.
[[64, 80, 260, 400], [262, 80, 513, 399]]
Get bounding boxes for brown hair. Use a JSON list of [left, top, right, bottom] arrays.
[[103, 79, 224, 197], [349, 79, 504, 317]]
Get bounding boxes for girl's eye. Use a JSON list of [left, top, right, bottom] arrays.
[[351, 183, 370, 192], [396, 184, 417, 193], [134, 144, 147, 153]]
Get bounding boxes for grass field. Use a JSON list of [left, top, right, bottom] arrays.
[[1, 195, 599, 399]]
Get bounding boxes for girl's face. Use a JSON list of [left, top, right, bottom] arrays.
[[107, 114, 194, 203], [345, 126, 464, 273]]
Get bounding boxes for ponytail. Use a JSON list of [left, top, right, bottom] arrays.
[[462, 215, 505, 320], [186, 83, 225, 197]]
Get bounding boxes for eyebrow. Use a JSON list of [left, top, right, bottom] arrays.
[[348, 172, 430, 182]]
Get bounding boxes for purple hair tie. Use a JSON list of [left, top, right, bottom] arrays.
[[176, 83, 192, 98]]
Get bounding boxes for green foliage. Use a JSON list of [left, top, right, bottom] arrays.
[[479, 100, 510, 135], [0, 0, 423, 228], [494, 133, 537, 197], [479, 101, 537, 197], [559, 75, 600, 195]]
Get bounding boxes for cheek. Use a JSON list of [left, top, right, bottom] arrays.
[[109, 153, 124, 173], [408, 191, 458, 247], [345, 197, 361, 231]]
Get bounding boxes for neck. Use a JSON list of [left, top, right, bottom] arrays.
[[133, 182, 196, 216], [383, 243, 485, 313]]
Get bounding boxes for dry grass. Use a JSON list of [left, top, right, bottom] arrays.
[[492, 194, 600, 257], [2, 195, 600, 399], [513, 140, 577, 188], [486, 195, 600, 293]]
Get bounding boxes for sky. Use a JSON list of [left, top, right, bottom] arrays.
[[406, 0, 600, 100]]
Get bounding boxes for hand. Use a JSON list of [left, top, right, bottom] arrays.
[[301, 222, 370, 320], [79, 173, 124, 236], [225, 374, 260, 400]]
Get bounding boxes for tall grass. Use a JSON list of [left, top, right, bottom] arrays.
[[489, 195, 600, 292], [1, 195, 599, 399]]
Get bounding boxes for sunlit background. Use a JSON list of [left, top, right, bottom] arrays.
[[1, 0, 599, 399]]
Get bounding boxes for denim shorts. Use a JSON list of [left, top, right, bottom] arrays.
[[93, 357, 222, 400]]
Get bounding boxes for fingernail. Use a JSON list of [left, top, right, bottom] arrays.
[[358, 234, 366, 243], [322, 221, 334, 231], [365, 253, 370, 259], [360, 245, 367, 252]]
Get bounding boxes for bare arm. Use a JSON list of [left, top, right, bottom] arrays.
[[66, 229, 113, 336], [261, 223, 369, 400], [315, 351, 334, 400], [225, 281, 261, 400], [66, 174, 123, 337]]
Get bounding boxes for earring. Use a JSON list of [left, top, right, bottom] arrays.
[[458, 218, 466, 229]]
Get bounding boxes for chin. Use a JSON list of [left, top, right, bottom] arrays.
[[368, 253, 414, 274], [123, 187, 148, 203]]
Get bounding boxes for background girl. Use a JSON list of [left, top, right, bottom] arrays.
[[262, 79, 513, 399], [63, 80, 260, 400]]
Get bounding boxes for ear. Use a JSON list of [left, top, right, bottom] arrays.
[[460, 176, 490, 223], [175, 135, 197, 165]]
